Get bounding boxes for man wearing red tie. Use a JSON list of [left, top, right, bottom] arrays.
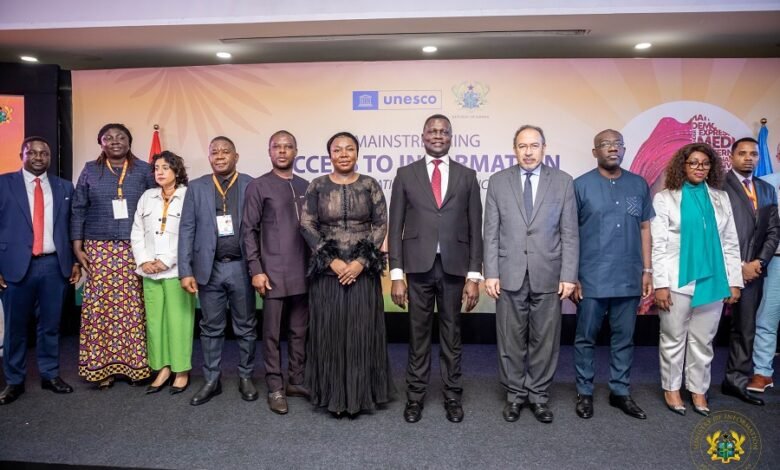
[[0, 136, 80, 405], [721, 137, 780, 406], [389, 114, 483, 423]]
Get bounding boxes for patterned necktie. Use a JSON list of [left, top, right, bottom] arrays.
[[742, 178, 758, 211], [431, 159, 442, 208], [32, 177, 44, 255], [523, 171, 533, 216]]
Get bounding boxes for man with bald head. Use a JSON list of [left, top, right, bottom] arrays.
[[571, 129, 654, 420]]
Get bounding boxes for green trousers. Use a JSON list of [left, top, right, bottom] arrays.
[[143, 277, 196, 372]]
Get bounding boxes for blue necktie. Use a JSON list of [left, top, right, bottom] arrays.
[[523, 172, 533, 216]]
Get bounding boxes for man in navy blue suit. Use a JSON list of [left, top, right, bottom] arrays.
[[0, 136, 80, 405]]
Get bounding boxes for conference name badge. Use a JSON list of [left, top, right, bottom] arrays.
[[154, 233, 170, 254], [112, 199, 129, 219], [216, 215, 234, 237]]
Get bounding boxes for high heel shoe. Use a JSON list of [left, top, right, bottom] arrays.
[[664, 391, 686, 416], [169, 377, 189, 395], [691, 393, 710, 417], [665, 402, 687, 415], [145, 375, 172, 394]]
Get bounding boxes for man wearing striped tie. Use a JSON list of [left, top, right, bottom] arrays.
[[721, 137, 780, 406], [0, 136, 80, 405]]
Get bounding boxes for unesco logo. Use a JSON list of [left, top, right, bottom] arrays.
[[352, 90, 441, 111]]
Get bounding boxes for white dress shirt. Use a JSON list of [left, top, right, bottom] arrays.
[[390, 155, 482, 282], [131, 186, 187, 279], [22, 169, 55, 254]]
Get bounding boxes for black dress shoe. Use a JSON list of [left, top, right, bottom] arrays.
[[145, 377, 171, 394], [722, 382, 764, 406], [609, 394, 647, 419], [529, 403, 554, 423], [403, 401, 423, 423], [169, 378, 189, 395], [575, 394, 594, 419], [239, 377, 258, 402], [190, 380, 222, 406], [0, 384, 25, 405], [502, 402, 522, 422], [41, 377, 73, 394], [444, 398, 464, 423]]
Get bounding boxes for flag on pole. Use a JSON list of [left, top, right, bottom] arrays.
[[148, 125, 162, 163], [755, 119, 772, 177]]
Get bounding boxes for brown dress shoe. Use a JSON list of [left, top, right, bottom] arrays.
[[268, 391, 288, 414], [285, 383, 310, 398], [746, 374, 774, 393]]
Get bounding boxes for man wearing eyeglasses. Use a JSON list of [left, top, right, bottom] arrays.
[[721, 137, 780, 406], [571, 129, 654, 420], [483, 125, 578, 424]]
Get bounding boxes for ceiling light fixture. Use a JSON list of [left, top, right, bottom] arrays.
[[422, 46, 438, 53], [216, 52, 232, 59], [20, 55, 38, 63], [634, 42, 652, 50]]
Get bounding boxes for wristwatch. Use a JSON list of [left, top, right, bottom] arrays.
[[642, 268, 653, 274]]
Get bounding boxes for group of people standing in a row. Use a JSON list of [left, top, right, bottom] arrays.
[[0, 115, 778, 426]]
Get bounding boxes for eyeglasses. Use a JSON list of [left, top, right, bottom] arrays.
[[686, 160, 712, 169], [596, 141, 624, 149], [515, 143, 543, 151]]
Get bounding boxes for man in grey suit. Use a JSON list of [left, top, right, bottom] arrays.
[[179, 136, 258, 406], [484, 124, 578, 424], [389, 114, 483, 424]]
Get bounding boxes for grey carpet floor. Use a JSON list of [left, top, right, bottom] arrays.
[[0, 338, 778, 469]]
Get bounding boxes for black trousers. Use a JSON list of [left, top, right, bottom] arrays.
[[262, 294, 309, 392], [724, 277, 764, 390], [405, 255, 464, 402]]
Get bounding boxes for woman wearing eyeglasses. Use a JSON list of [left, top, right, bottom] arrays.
[[651, 143, 743, 416]]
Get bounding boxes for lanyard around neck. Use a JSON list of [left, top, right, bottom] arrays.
[[106, 159, 129, 199], [212, 172, 238, 213]]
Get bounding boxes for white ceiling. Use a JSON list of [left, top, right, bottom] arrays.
[[0, 8, 778, 70]]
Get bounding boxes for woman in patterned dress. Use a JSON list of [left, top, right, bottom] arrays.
[[71, 123, 155, 389], [300, 131, 393, 417]]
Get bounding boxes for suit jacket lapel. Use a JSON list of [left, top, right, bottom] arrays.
[[207, 176, 218, 236], [529, 165, 551, 224], [413, 159, 439, 208], [12, 171, 33, 229], [51, 176, 64, 220], [509, 165, 529, 224], [238, 174, 247, 230], [440, 159, 460, 208]]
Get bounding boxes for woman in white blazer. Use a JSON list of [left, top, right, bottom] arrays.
[[131, 151, 195, 394], [651, 143, 742, 417]]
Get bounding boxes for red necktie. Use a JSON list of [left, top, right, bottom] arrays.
[[431, 159, 442, 208], [32, 177, 44, 255]]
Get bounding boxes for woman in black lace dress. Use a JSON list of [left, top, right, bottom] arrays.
[[300, 131, 393, 416]]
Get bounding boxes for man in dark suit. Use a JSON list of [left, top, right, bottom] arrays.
[[721, 137, 780, 406], [179, 136, 257, 406], [242, 130, 310, 414], [389, 114, 483, 423], [483, 125, 578, 424], [0, 136, 80, 405]]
